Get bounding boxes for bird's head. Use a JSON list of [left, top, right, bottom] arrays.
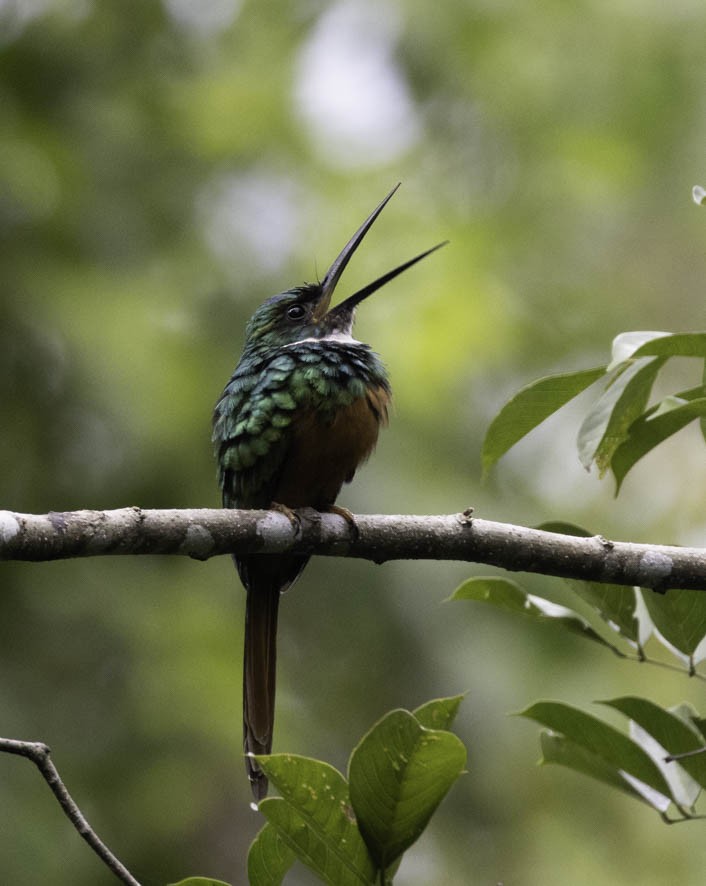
[[242, 185, 446, 355]]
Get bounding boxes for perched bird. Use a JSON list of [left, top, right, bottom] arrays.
[[212, 185, 444, 800]]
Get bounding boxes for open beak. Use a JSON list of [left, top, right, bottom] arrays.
[[313, 184, 447, 324]]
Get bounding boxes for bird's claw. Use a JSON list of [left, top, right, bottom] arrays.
[[270, 502, 302, 532], [324, 504, 360, 541]]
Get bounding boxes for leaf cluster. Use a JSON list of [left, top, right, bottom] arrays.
[[247, 697, 466, 886], [483, 331, 706, 492], [523, 698, 706, 822], [454, 554, 706, 820], [171, 698, 465, 886]]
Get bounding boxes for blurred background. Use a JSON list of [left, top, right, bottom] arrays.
[[2, 1, 706, 883]]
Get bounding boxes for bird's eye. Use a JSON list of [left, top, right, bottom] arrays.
[[286, 304, 306, 321]]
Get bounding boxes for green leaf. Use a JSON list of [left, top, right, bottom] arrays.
[[628, 715, 700, 811], [248, 823, 298, 886], [653, 383, 706, 404], [169, 879, 233, 886], [452, 576, 620, 652], [640, 588, 706, 663], [609, 331, 670, 366], [602, 697, 706, 795], [413, 695, 464, 731], [536, 522, 641, 645], [654, 383, 706, 441], [632, 332, 706, 359], [481, 366, 606, 476], [577, 357, 666, 474], [571, 579, 640, 645], [650, 395, 689, 418], [690, 716, 706, 742], [519, 701, 676, 803], [539, 732, 652, 806], [612, 397, 706, 492], [537, 521, 593, 534], [257, 755, 375, 886], [348, 709, 466, 870]]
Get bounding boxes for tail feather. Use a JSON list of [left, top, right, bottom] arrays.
[[238, 552, 308, 802], [243, 580, 280, 801]]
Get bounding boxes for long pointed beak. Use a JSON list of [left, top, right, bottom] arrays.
[[326, 240, 448, 322], [315, 184, 447, 323], [313, 184, 401, 320]]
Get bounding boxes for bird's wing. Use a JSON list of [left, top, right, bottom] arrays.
[[213, 351, 303, 509]]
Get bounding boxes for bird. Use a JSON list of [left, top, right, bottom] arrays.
[[212, 184, 445, 801]]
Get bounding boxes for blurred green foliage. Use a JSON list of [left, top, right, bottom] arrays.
[[3, 1, 706, 884]]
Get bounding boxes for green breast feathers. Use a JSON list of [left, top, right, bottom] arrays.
[[212, 340, 389, 505]]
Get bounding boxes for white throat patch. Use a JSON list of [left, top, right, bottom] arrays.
[[283, 331, 362, 348]]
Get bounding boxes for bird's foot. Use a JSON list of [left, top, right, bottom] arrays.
[[324, 504, 360, 540], [269, 501, 302, 533]]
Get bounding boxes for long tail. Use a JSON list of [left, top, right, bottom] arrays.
[[243, 580, 280, 801]]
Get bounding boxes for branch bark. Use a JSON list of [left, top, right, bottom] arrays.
[[1, 507, 703, 592]]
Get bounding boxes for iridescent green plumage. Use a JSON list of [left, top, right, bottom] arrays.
[[213, 300, 390, 508], [212, 186, 445, 801]]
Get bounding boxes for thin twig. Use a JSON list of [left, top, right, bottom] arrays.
[[665, 746, 706, 762], [0, 738, 141, 886], [621, 652, 706, 682]]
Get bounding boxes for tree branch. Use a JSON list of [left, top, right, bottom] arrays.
[[1, 738, 141, 886], [1, 507, 704, 592]]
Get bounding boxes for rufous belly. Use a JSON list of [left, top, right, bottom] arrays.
[[272, 386, 389, 508]]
